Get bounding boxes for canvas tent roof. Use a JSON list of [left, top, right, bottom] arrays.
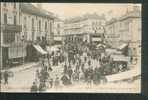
[[33, 45, 47, 55]]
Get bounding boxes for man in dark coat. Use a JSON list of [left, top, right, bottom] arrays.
[[39, 82, 46, 92], [49, 78, 53, 88], [93, 67, 101, 85], [30, 82, 38, 92], [54, 76, 60, 88], [39, 68, 49, 83], [61, 74, 71, 86], [0, 72, 2, 84], [67, 65, 73, 80], [63, 64, 67, 74], [4, 70, 9, 85]]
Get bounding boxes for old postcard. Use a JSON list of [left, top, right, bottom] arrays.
[[0, 3, 141, 93]]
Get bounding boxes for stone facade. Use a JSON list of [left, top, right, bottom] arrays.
[[0, 3, 55, 68], [0, 3, 22, 68], [64, 13, 106, 43], [53, 18, 64, 44], [20, 3, 55, 44], [105, 6, 141, 57]]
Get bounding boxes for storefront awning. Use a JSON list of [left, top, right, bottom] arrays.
[[110, 54, 129, 62], [105, 48, 122, 55], [33, 45, 47, 55], [96, 43, 106, 48], [92, 37, 102, 42], [118, 43, 128, 50]]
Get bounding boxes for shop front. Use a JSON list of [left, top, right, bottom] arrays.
[[1, 24, 22, 68], [26, 44, 47, 62], [53, 36, 63, 45], [90, 34, 104, 44], [2, 43, 26, 68]]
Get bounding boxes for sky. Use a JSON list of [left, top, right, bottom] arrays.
[[32, 3, 141, 20]]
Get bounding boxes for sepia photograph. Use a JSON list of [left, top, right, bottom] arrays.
[[0, 3, 141, 93]]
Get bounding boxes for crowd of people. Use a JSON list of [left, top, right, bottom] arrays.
[[30, 44, 110, 92], [0, 41, 137, 92], [30, 40, 134, 92]]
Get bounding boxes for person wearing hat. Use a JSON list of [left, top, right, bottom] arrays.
[[4, 70, 9, 85], [54, 75, 60, 88], [38, 81, 46, 92], [49, 78, 53, 88], [61, 73, 71, 86], [30, 81, 38, 92]]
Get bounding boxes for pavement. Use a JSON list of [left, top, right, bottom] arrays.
[[0, 56, 141, 92], [1, 62, 40, 73], [1, 63, 40, 92]]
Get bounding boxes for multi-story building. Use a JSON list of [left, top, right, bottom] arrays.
[[64, 13, 106, 44], [20, 3, 55, 61], [105, 18, 120, 47], [105, 5, 141, 57], [53, 17, 64, 45], [0, 3, 56, 68], [20, 3, 55, 45], [0, 3, 22, 68]]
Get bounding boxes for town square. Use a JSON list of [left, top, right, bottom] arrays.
[[0, 3, 141, 93]]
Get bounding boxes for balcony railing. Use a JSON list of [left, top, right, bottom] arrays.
[[1, 24, 22, 32]]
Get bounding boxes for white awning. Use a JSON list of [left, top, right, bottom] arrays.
[[118, 43, 128, 50], [110, 54, 129, 62], [105, 48, 122, 55], [106, 67, 140, 82], [33, 45, 47, 55], [97, 43, 106, 48], [92, 37, 102, 42]]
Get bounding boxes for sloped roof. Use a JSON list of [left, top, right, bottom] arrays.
[[64, 13, 106, 24], [106, 10, 141, 25], [20, 3, 55, 19], [64, 16, 83, 24], [119, 10, 141, 21], [83, 13, 106, 20], [54, 17, 64, 22], [106, 18, 118, 25]]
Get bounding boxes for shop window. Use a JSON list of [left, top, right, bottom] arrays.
[[24, 17, 27, 30], [37, 36, 41, 41], [45, 22, 47, 31], [32, 32, 34, 41], [24, 32, 27, 41], [4, 13, 7, 24], [50, 22, 53, 33], [14, 15, 16, 25], [57, 24, 60, 35], [39, 20, 41, 32], [32, 18, 34, 30]]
